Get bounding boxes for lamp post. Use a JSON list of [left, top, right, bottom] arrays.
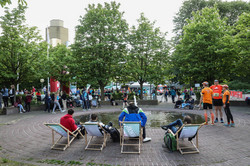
[[40, 79, 44, 89]]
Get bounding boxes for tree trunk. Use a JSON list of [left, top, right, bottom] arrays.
[[139, 82, 143, 100], [100, 84, 105, 101]]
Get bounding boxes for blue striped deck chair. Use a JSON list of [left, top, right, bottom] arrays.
[[168, 122, 205, 154], [120, 121, 142, 154], [83, 122, 107, 151], [44, 123, 84, 151]]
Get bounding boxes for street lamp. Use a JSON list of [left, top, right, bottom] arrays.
[[40, 79, 44, 89]]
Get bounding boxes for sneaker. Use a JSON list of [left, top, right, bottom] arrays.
[[143, 137, 151, 143], [20, 112, 23, 113], [211, 123, 215, 125], [214, 119, 218, 123], [204, 122, 208, 125], [224, 123, 230, 127], [161, 125, 169, 130], [220, 119, 224, 123], [52, 112, 56, 114], [82, 109, 86, 112], [23, 110, 26, 113], [61, 110, 66, 113], [230, 123, 235, 127]]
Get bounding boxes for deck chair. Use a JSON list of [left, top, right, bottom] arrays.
[[44, 123, 84, 151], [168, 123, 205, 154], [83, 122, 107, 151], [120, 121, 143, 154]]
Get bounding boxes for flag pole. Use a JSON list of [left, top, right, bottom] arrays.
[[46, 27, 50, 92]]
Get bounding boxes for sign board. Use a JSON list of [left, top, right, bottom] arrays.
[[195, 83, 200, 87]]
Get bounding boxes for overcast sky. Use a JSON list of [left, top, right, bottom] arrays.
[[0, 0, 244, 44]]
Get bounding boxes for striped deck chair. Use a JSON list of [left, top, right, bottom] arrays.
[[120, 121, 142, 154], [168, 122, 205, 154], [83, 122, 107, 151], [44, 123, 84, 151]]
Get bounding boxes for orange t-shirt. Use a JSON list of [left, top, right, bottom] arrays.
[[223, 90, 230, 104], [201, 87, 213, 104], [210, 85, 223, 99]]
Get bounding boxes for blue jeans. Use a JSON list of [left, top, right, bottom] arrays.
[[82, 100, 89, 109], [168, 119, 183, 134]]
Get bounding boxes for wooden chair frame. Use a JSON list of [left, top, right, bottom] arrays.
[[168, 122, 205, 154], [120, 121, 143, 154], [84, 123, 107, 151], [44, 123, 84, 151]]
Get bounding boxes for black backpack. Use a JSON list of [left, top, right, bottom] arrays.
[[109, 128, 120, 142]]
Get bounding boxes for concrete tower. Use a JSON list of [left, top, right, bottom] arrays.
[[46, 19, 68, 47]]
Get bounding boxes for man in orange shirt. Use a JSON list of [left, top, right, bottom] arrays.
[[199, 81, 214, 125], [222, 85, 235, 127], [210, 80, 224, 123]]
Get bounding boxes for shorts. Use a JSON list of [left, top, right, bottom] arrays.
[[213, 99, 223, 106], [203, 103, 212, 109], [123, 100, 127, 103]]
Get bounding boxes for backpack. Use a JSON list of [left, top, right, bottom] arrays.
[[164, 133, 177, 152], [109, 128, 120, 142], [165, 91, 168, 96]]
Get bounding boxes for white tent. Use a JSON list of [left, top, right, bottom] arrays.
[[129, 82, 155, 88]]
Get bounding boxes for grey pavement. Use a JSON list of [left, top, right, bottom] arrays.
[[0, 103, 250, 166]]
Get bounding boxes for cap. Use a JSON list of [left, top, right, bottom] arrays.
[[222, 84, 229, 88], [202, 81, 209, 86], [214, 80, 219, 82]]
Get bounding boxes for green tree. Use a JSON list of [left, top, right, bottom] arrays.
[[232, 12, 250, 82], [0, 0, 26, 7], [72, 1, 128, 100], [0, 5, 48, 88], [171, 6, 236, 85], [48, 44, 72, 89], [173, 0, 250, 44], [127, 13, 169, 99]]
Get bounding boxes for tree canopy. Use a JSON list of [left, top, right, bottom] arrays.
[[0, 5, 47, 88], [72, 1, 128, 99], [127, 13, 169, 99], [171, 6, 236, 85]]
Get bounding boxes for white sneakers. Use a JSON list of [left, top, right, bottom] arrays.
[[143, 137, 152, 143], [61, 110, 66, 113]]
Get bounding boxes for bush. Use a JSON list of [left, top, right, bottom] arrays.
[[195, 91, 201, 101], [112, 92, 123, 100], [228, 81, 250, 91]]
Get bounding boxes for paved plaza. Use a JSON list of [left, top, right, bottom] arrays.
[[0, 103, 250, 166]]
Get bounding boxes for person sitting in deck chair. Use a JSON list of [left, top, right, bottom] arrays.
[[161, 115, 192, 134], [60, 109, 84, 137], [119, 102, 151, 143]]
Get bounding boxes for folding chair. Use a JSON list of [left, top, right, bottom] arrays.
[[44, 123, 84, 151], [168, 123, 205, 154], [120, 121, 143, 154], [83, 122, 107, 151]]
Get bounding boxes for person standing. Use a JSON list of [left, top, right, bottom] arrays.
[[0, 91, 2, 109], [9, 85, 15, 106], [122, 92, 128, 108], [2, 86, 9, 107], [210, 80, 224, 123], [61, 91, 67, 111], [222, 85, 235, 127], [25, 91, 32, 112], [199, 81, 215, 125], [52, 90, 64, 114], [44, 92, 51, 113], [82, 89, 89, 111], [170, 88, 176, 103]]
